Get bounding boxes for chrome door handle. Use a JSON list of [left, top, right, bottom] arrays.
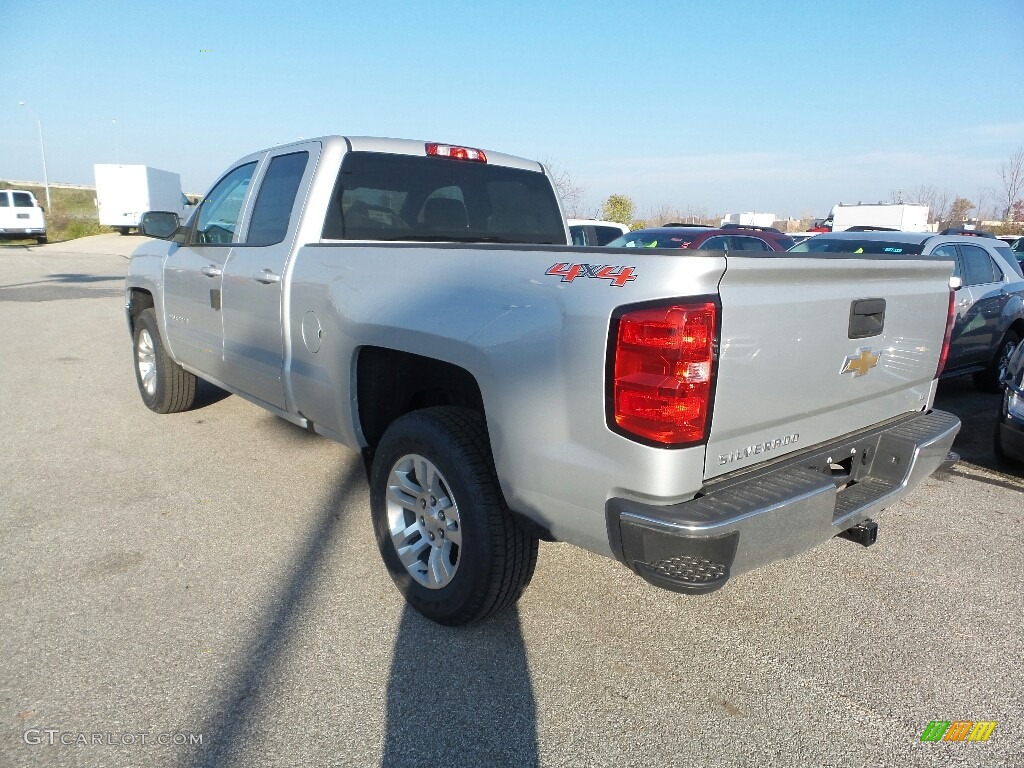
[[200, 265, 222, 278], [254, 269, 281, 284]]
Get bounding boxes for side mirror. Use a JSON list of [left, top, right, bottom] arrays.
[[949, 276, 963, 291], [139, 211, 181, 240]]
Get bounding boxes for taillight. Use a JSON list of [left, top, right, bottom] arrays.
[[936, 289, 956, 377], [426, 143, 487, 163], [609, 301, 718, 445]]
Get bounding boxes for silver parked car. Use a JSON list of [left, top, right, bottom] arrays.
[[791, 231, 1024, 391]]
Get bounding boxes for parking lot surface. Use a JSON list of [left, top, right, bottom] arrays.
[[2, 236, 1022, 767]]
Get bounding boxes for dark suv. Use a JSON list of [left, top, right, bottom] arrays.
[[606, 223, 795, 252], [791, 231, 1024, 391]]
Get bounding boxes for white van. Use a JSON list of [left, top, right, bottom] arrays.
[[0, 190, 47, 244]]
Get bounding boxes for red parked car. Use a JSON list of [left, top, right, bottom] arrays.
[[606, 223, 795, 252]]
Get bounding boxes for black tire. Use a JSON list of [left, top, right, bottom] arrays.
[[974, 330, 1020, 393], [132, 308, 197, 413], [370, 407, 538, 626], [36, 236, 47, 244], [118, 227, 130, 236]]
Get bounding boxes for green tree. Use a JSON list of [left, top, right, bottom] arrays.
[[941, 197, 973, 229], [600, 194, 635, 225]]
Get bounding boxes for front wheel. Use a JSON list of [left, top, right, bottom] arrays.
[[369, 407, 538, 625], [133, 308, 197, 413], [974, 330, 1019, 393]]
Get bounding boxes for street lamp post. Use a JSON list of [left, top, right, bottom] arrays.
[[18, 101, 52, 213], [112, 118, 120, 163]]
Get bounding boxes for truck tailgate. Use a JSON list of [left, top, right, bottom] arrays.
[[704, 254, 953, 481]]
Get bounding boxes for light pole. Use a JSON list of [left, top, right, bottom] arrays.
[[112, 118, 120, 163], [18, 101, 52, 212]]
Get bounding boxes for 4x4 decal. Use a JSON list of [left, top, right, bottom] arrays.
[[545, 263, 637, 287]]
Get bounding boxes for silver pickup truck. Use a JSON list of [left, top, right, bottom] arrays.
[[126, 136, 960, 625]]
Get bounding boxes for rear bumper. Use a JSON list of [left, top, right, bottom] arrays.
[[606, 409, 960, 594], [0, 228, 46, 236]]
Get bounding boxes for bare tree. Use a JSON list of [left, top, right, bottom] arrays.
[[540, 157, 586, 218], [643, 203, 684, 226], [999, 146, 1024, 220]]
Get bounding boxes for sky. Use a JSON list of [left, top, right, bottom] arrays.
[[1, 0, 1022, 220]]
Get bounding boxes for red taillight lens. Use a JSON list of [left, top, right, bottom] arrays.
[[936, 289, 956, 377], [611, 302, 717, 445], [425, 142, 487, 163]]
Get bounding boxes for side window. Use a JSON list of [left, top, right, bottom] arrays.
[[0, 193, 9, 207], [733, 236, 773, 251], [569, 225, 587, 246], [931, 244, 961, 279], [194, 162, 258, 245], [12, 192, 34, 207], [699, 236, 729, 251], [959, 244, 1000, 285], [246, 152, 309, 246], [594, 226, 624, 246]]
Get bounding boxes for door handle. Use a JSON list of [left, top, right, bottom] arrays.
[[200, 265, 222, 278], [254, 269, 281, 284]]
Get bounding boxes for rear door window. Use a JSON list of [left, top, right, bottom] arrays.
[[246, 151, 309, 246], [731, 236, 773, 251], [323, 151, 565, 244], [698, 236, 729, 250], [0, 193, 9, 207], [12, 192, 34, 207]]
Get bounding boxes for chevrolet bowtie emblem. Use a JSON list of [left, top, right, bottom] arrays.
[[841, 348, 881, 377]]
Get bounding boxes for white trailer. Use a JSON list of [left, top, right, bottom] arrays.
[[94, 164, 185, 234], [721, 212, 776, 228], [828, 204, 929, 232]]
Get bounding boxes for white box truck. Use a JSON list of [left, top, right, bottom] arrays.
[[823, 204, 929, 233], [94, 164, 185, 235], [721, 212, 776, 227]]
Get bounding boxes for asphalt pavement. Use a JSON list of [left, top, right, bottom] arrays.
[[1, 235, 1022, 768]]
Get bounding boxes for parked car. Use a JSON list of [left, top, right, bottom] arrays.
[[999, 236, 1024, 270], [995, 341, 1024, 464], [567, 218, 628, 246], [607, 223, 795, 251], [0, 189, 47, 244], [791, 231, 1024, 391]]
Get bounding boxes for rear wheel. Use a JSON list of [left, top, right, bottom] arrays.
[[369, 407, 538, 625], [974, 330, 1019, 393], [36, 236, 47, 244], [133, 308, 197, 413]]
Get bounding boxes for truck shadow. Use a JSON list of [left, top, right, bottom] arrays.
[[382, 607, 538, 768], [183, 459, 363, 768]]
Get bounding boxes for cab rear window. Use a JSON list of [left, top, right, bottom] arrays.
[[322, 151, 566, 245]]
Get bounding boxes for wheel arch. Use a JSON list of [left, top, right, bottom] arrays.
[[127, 287, 155, 336], [355, 346, 485, 453]]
